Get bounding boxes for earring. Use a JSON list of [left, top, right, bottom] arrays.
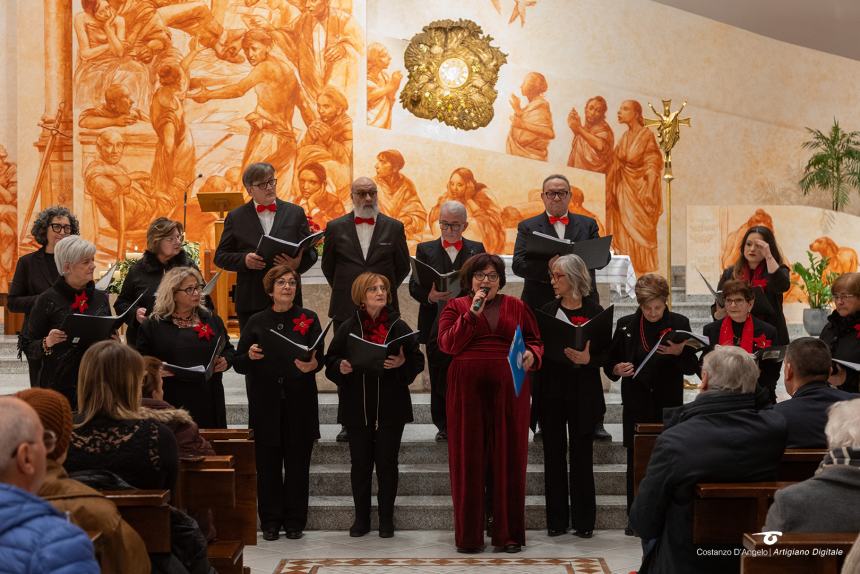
[[360, 303, 366, 310]]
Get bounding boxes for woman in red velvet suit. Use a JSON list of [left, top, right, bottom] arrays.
[[438, 253, 543, 554]]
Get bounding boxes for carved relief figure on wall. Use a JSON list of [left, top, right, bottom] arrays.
[[190, 29, 316, 195], [428, 168, 505, 253], [567, 95, 614, 174], [366, 43, 403, 129], [374, 150, 426, 241], [297, 161, 345, 228], [0, 146, 17, 291], [74, 0, 151, 110], [506, 72, 554, 161], [605, 99, 664, 274], [296, 85, 353, 202]]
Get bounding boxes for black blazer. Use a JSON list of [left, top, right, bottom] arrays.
[[8, 247, 59, 329], [512, 211, 601, 310], [213, 199, 317, 314], [716, 265, 791, 345], [321, 212, 410, 322], [819, 310, 860, 394], [408, 237, 485, 343], [774, 381, 854, 448]]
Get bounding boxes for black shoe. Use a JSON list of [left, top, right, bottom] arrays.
[[504, 543, 522, 553], [435, 430, 447, 442], [533, 429, 543, 442], [573, 529, 593, 539], [336, 426, 349, 442], [349, 521, 370, 537], [547, 528, 567, 537], [262, 527, 280, 541], [624, 526, 635, 536], [593, 424, 612, 441], [379, 526, 394, 538], [285, 529, 303, 540], [457, 546, 484, 554]]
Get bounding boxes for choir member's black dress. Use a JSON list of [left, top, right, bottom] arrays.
[[537, 298, 608, 534], [232, 305, 323, 534], [716, 264, 791, 345], [8, 246, 59, 386], [21, 277, 112, 409], [136, 308, 234, 428], [604, 308, 699, 512], [324, 307, 424, 534], [819, 310, 860, 394]]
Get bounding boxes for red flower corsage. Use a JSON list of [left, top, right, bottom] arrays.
[[752, 334, 772, 350], [71, 292, 89, 313], [194, 322, 214, 341], [569, 316, 589, 326], [293, 313, 314, 336], [307, 215, 322, 233], [659, 327, 673, 339], [854, 324, 860, 339]]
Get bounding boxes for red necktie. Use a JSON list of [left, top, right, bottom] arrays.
[[256, 203, 276, 213], [548, 215, 569, 225], [354, 217, 375, 225], [443, 239, 463, 250]]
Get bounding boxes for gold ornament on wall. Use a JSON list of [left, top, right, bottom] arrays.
[[400, 19, 507, 130]]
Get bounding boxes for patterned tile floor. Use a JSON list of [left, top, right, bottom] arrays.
[[244, 530, 642, 574]]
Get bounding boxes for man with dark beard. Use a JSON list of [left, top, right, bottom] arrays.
[[567, 96, 614, 174]]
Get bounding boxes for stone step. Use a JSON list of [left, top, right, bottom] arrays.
[[305, 494, 628, 530], [310, 463, 626, 496]]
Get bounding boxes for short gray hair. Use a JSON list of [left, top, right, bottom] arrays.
[[825, 398, 860, 449], [701, 345, 759, 394], [54, 235, 96, 275], [0, 398, 40, 477], [30, 206, 80, 246], [440, 200, 467, 221], [242, 162, 275, 189], [552, 254, 591, 298]]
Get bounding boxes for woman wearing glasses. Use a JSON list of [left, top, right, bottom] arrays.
[[232, 265, 324, 541], [137, 267, 234, 428], [8, 206, 80, 387], [438, 254, 543, 554], [114, 217, 198, 347], [324, 272, 424, 539], [820, 272, 860, 393]]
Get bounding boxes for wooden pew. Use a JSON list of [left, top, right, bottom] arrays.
[[741, 532, 856, 574], [102, 489, 171, 553], [200, 429, 257, 546], [199, 429, 253, 441], [0, 293, 25, 336], [693, 482, 794, 544], [632, 423, 663, 496]]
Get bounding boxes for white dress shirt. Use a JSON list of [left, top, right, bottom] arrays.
[[254, 201, 276, 235], [356, 218, 374, 260], [547, 211, 567, 239], [444, 244, 459, 264]]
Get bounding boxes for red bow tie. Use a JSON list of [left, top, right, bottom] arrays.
[[354, 217, 375, 225], [548, 215, 569, 225], [256, 203, 276, 213], [443, 239, 463, 250]]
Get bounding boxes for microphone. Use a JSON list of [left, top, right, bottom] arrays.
[[183, 174, 204, 229], [472, 287, 490, 312]]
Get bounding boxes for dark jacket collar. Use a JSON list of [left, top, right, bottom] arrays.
[[53, 276, 95, 300], [665, 389, 771, 428], [791, 380, 833, 398], [138, 249, 190, 273]]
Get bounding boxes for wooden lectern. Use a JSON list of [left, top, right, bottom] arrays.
[[198, 191, 245, 333]]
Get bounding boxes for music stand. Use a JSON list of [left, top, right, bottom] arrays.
[[198, 191, 245, 330]]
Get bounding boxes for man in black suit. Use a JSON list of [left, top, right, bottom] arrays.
[[512, 173, 600, 310], [214, 162, 318, 329], [408, 200, 484, 441], [776, 337, 854, 448], [322, 176, 410, 441], [512, 174, 607, 440]]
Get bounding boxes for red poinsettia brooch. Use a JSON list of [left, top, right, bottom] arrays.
[[854, 324, 860, 339], [752, 334, 772, 350], [659, 328, 673, 339], [71, 292, 89, 313], [293, 313, 314, 336], [194, 322, 214, 341], [569, 316, 589, 326], [307, 215, 322, 233]]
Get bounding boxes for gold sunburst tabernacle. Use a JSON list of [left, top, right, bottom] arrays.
[[400, 19, 507, 130]]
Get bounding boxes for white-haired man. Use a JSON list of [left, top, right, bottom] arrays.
[[630, 346, 787, 574], [409, 200, 485, 440], [0, 397, 99, 573]]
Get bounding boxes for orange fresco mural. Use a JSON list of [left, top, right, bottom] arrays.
[[567, 96, 614, 174], [373, 149, 426, 241], [428, 167, 506, 254], [810, 236, 859, 278], [366, 43, 402, 129], [0, 146, 17, 291], [506, 72, 554, 162]]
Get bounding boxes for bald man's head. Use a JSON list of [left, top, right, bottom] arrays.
[[0, 397, 48, 493], [351, 177, 379, 217]]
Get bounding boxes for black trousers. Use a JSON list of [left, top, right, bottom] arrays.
[[346, 424, 404, 528], [27, 357, 41, 388], [541, 398, 596, 532], [626, 446, 635, 514], [332, 319, 345, 426], [426, 347, 448, 433], [255, 399, 315, 531]]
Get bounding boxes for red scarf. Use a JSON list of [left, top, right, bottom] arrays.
[[361, 308, 389, 344], [854, 324, 860, 340], [569, 315, 589, 326], [742, 264, 768, 289], [718, 316, 755, 352]]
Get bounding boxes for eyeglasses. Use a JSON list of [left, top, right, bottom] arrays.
[[439, 221, 464, 231], [252, 179, 277, 190], [10, 430, 57, 458], [275, 278, 298, 288], [354, 190, 378, 199], [49, 223, 73, 234], [543, 191, 569, 200], [834, 293, 857, 302], [548, 271, 567, 281], [366, 285, 388, 293], [163, 234, 184, 244], [724, 297, 749, 306], [175, 284, 205, 296], [474, 272, 500, 282]]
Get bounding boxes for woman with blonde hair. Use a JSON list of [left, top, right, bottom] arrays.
[[137, 266, 234, 428]]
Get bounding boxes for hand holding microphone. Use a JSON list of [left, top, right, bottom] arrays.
[[470, 287, 491, 315]]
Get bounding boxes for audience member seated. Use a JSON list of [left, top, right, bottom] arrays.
[[775, 337, 854, 448], [765, 398, 860, 533], [17, 388, 150, 574], [630, 346, 787, 574], [140, 356, 216, 458], [820, 271, 860, 393], [0, 397, 99, 573], [65, 340, 179, 492]]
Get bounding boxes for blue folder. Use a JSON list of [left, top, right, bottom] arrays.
[[508, 324, 526, 397]]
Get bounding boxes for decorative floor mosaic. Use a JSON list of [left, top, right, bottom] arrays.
[[274, 557, 611, 574]]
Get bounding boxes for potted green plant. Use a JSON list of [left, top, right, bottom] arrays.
[[799, 119, 860, 211], [792, 250, 837, 336]]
